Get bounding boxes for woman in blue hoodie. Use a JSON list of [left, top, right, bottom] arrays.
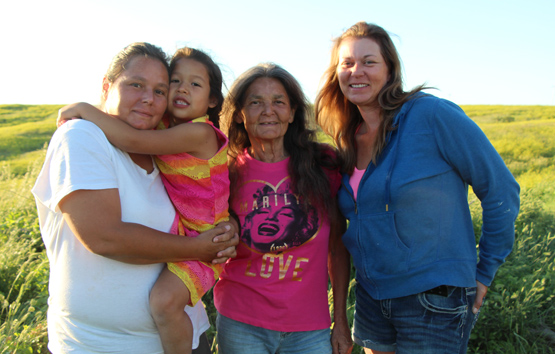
[[315, 22, 520, 354]]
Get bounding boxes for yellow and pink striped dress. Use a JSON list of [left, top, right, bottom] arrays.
[[154, 115, 230, 306]]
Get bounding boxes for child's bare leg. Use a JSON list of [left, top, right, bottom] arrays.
[[150, 266, 193, 354]]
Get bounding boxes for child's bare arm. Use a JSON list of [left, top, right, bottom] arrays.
[[58, 102, 218, 157]]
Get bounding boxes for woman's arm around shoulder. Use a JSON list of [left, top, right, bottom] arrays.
[[58, 188, 238, 264], [58, 102, 218, 157]]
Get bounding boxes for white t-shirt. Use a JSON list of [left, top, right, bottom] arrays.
[[32, 120, 209, 354]]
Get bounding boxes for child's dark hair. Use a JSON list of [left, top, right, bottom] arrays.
[[170, 47, 224, 128]]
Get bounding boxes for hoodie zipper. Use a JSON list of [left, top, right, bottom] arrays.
[[382, 94, 422, 213], [342, 94, 422, 216], [341, 180, 358, 215]]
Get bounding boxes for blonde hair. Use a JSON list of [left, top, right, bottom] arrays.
[[315, 22, 426, 173]]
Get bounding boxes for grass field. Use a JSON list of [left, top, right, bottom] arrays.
[[1, 104, 554, 353]]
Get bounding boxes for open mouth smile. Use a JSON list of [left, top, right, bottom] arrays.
[[258, 223, 279, 236], [173, 97, 190, 107]]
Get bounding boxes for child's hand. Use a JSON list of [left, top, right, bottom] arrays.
[[57, 102, 90, 127]]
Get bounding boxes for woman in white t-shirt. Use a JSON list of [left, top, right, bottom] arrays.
[[32, 42, 238, 354]]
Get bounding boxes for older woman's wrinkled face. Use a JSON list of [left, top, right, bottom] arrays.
[[238, 78, 295, 144], [103, 56, 169, 130]]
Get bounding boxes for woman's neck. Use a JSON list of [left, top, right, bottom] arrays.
[[248, 139, 288, 163], [358, 104, 383, 127], [355, 106, 383, 170], [128, 153, 154, 174]]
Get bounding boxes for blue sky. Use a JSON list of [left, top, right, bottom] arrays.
[[2, 0, 554, 105]]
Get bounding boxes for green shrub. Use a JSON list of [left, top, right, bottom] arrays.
[[468, 187, 555, 353]]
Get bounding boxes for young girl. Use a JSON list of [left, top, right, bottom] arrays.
[[58, 47, 229, 354]]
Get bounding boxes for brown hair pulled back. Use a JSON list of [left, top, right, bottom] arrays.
[[101, 42, 169, 107]]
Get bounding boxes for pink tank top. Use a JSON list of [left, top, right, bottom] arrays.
[[349, 167, 365, 201]]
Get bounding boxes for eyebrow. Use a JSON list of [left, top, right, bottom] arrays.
[[190, 74, 208, 82], [341, 54, 379, 59], [172, 73, 208, 83], [249, 93, 287, 99], [128, 75, 169, 90]]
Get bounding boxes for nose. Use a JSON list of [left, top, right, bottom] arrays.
[[351, 62, 363, 76], [177, 83, 188, 94], [142, 89, 154, 104], [266, 210, 279, 222], [261, 101, 273, 115]]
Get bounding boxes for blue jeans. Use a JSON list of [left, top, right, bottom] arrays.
[[216, 313, 332, 354], [353, 284, 479, 353]]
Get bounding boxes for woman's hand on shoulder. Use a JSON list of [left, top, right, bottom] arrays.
[[57, 102, 92, 127]]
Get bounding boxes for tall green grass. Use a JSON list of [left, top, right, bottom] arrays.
[[1, 104, 554, 353], [0, 161, 49, 353], [467, 187, 555, 353]]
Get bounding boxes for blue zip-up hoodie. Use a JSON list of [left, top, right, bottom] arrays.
[[339, 94, 520, 300]]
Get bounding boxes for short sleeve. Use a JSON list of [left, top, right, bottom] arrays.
[[32, 120, 119, 212]]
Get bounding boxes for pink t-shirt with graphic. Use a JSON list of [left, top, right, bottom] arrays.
[[214, 151, 340, 332]]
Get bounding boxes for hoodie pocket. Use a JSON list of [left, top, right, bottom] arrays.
[[358, 212, 411, 276]]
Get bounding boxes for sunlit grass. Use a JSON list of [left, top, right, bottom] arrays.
[[0, 161, 49, 353], [1, 104, 555, 353], [461, 105, 555, 124]]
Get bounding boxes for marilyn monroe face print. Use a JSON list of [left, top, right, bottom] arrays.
[[241, 183, 319, 254]]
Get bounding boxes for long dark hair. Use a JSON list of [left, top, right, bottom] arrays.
[[221, 63, 340, 213]]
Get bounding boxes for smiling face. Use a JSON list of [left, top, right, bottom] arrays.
[[238, 77, 295, 146], [337, 37, 390, 110], [249, 202, 296, 246], [102, 56, 169, 130], [168, 58, 216, 124], [240, 183, 320, 254]]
